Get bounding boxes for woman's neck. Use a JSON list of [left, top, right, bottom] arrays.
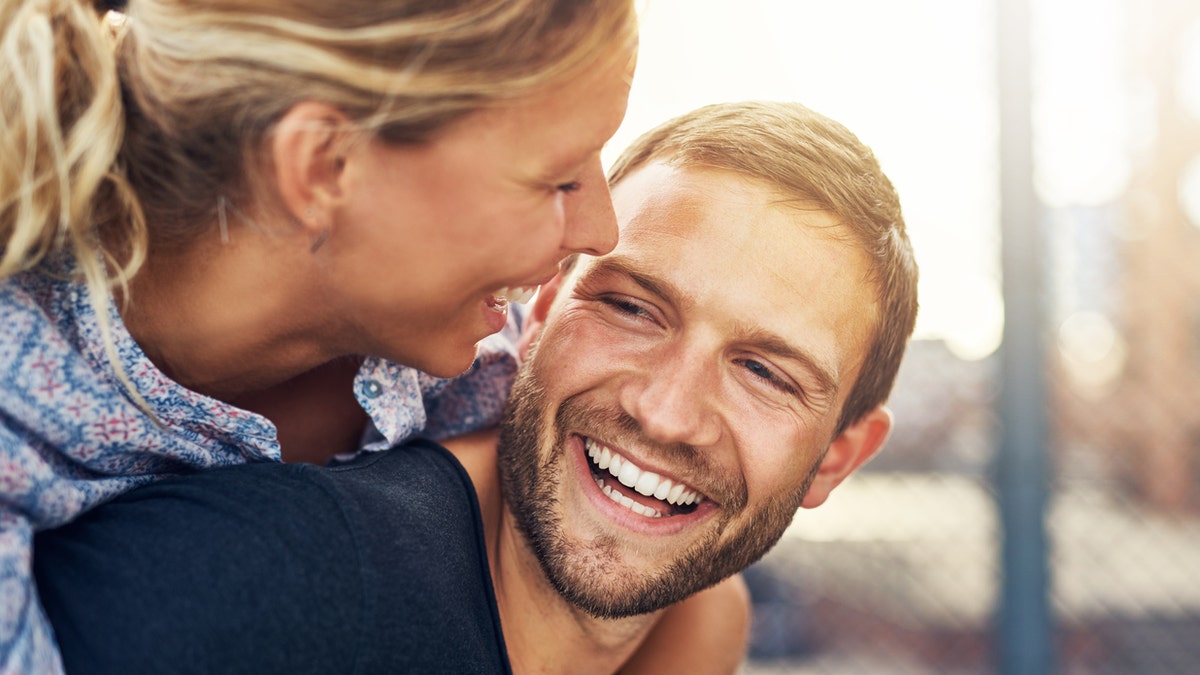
[[120, 228, 334, 401]]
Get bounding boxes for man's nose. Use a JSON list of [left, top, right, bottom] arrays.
[[619, 349, 723, 448], [561, 160, 618, 256]]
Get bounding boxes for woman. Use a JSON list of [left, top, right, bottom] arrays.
[[2, 0, 649, 670]]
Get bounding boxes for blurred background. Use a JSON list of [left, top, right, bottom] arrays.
[[605, 0, 1200, 673]]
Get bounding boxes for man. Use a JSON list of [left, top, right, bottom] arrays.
[[34, 101, 918, 673]]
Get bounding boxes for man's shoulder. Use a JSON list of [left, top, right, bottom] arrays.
[[318, 440, 511, 672], [440, 427, 501, 496], [323, 438, 488, 537]]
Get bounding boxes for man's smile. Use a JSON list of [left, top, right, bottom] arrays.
[[574, 433, 722, 528]]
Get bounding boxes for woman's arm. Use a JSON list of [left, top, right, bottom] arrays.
[[620, 573, 752, 674]]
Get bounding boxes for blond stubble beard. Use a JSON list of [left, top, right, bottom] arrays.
[[495, 359, 817, 619]]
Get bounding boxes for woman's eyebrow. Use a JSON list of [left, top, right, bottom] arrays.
[[539, 134, 604, 176]]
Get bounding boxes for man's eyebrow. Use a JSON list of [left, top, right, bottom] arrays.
[[587, 256, 840, 401], [587, 256, 679, 305]]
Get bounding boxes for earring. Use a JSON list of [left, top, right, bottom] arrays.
[[310, 228, 330, 253], [298, 205, 328, 252]]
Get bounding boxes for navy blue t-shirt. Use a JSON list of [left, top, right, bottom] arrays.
[[34, 440, 511, 674]]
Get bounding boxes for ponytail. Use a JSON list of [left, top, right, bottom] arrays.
[[2, 0, 153, 417], [1, 0, 147, 294]]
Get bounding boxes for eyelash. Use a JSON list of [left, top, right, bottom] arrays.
[[600, 296, 650, 319], [736, 358, 800, 396], [557, 181, 582, 193]]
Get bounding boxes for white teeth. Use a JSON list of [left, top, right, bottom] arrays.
[[494, 285, 538, 305], [631, 502, 657, 517], [634, 471, 659, 497], [587, 438, 614, 470], [653, 480, 671, 501], [667, 483, 685, 504], [585, 437, 704, 512], [597, 478, 661, 518], [617, 461, 640, 489]]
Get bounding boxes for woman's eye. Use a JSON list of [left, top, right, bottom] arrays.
[[556, 181, 582, 193]]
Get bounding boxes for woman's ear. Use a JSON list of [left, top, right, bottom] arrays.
[[516, 271, 568, 360], [800, 406, 893, 509], [271, 102, 350, 242]]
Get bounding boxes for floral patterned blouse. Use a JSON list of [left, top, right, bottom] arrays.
[[0, 259, 520, 674]]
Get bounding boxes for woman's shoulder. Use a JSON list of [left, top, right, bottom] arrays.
[[0, 265, 279, 501], [0, 266, 92, 387], [0, 259, 115, 378]]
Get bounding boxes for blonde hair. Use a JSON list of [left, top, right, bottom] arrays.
[[608, 101, 919, 435], [2, 1, 141, 283], [2, 0, 636, 300], [2, 0, 634, 415]]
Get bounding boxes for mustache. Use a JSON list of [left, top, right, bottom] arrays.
[[554, 396, 748, 511]]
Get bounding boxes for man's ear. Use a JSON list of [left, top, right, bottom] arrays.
[[271, 102, 350, 242], [515, 271, 568, 360], [800, 405, 893, 509]]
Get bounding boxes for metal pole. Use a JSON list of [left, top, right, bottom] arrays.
[[996, 0, 1053, 672]]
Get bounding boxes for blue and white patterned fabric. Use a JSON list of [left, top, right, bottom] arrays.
[[0, 258, 520, 674]]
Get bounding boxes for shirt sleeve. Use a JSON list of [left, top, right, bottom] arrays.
[[0, 511, 65, 675], [419, 312, 522, 441]]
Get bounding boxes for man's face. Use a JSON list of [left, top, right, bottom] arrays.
[[498, 161, 880, 618]]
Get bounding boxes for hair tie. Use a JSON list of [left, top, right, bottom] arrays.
[[95, 0, 127, 11]]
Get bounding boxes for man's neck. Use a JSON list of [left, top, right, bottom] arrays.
[[490, 512, 658, 674], [443, 429, 660, 674]]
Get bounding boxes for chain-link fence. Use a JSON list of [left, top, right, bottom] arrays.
[[738, 0, 1200, 672], [742, 335, 1200, 673], [741, 343, 1001, 674]]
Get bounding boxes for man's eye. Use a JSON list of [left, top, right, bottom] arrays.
[[600, 297, 650, 319], [737, 358, 797, 395], [557, 181, 582, 193], [742, 359, 774, 381]]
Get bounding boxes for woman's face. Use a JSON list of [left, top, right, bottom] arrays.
[[326, 44, 635, 378]]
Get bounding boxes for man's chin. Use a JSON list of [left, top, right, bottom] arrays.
[[496, 364, 794, 619], [521, 514, 734, 619]]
